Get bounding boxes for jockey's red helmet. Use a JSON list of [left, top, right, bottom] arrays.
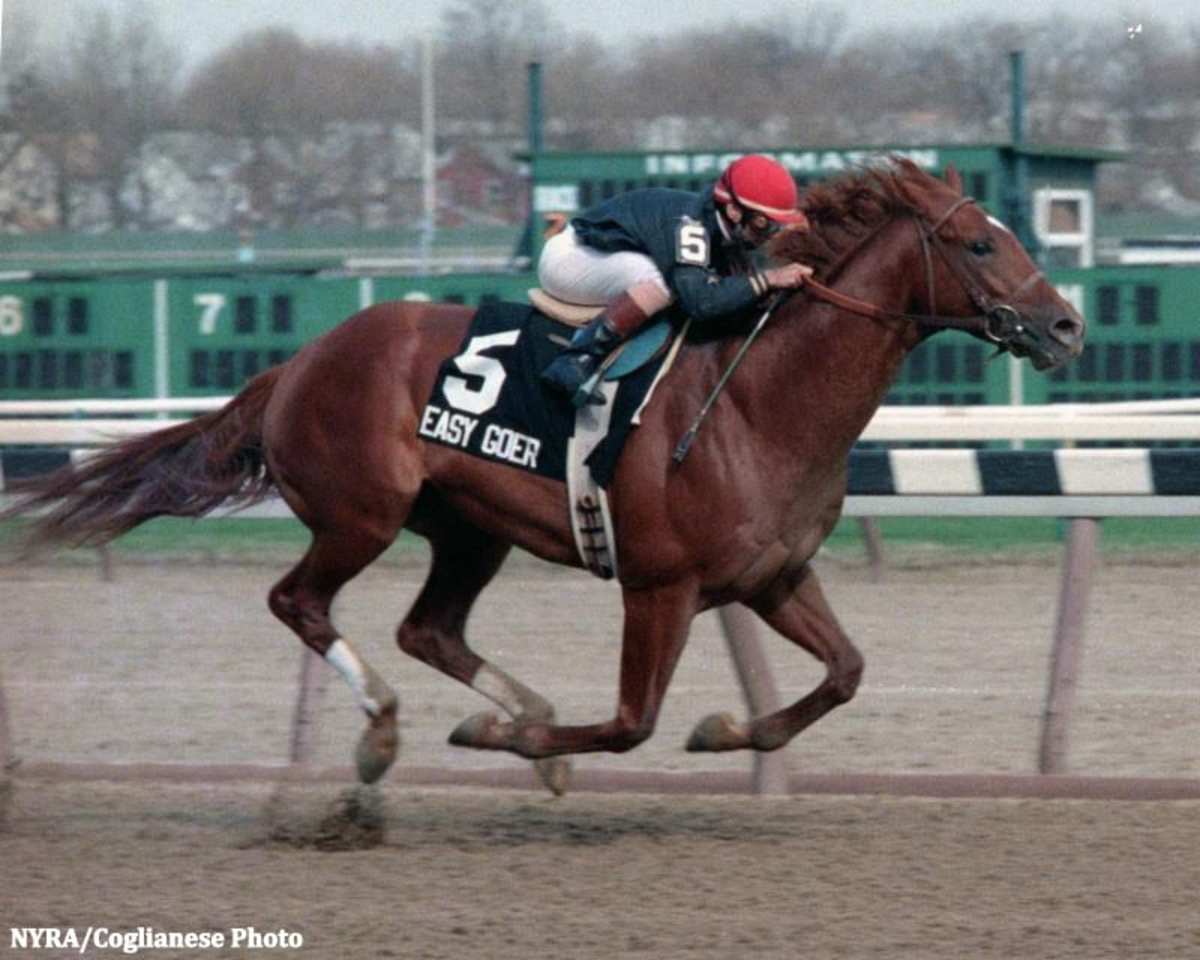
[[714, 154, 808, 226]]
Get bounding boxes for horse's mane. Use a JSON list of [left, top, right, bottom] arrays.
[[771, 158, 928, 281]]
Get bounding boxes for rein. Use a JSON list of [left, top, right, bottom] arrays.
[[798, 197, 1044, 347], [672, 194, 1045, 464]]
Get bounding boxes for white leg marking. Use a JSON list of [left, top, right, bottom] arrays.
[[472, 664, 525, 718], [325, 639, 382, 716]]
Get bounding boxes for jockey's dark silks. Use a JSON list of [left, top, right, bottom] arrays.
[[569, 186, 768, 323], [539, 154, 813, 406]]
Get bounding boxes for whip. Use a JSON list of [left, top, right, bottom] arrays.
[[672, 291, 787, 464]]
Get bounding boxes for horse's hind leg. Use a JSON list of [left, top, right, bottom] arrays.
[[687, 563, 864, 753], [450, 579, 697, 759], [396, 519, 570, 793], [269, 528, 401, 784]]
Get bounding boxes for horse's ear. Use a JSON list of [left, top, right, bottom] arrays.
[[944, 164, 964, 195]]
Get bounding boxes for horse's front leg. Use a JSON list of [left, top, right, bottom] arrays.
[[451, 579, 697, 758], [687, 563, 864, 753]]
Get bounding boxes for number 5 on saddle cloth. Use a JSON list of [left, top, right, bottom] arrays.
[[418, 299, 681, 579]]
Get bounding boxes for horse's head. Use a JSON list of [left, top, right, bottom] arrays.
[[890, 160, 1086, 371]]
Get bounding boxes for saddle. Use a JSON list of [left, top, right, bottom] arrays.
[[527, 288, 603, 327]]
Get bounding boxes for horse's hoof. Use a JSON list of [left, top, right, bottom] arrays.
[[355, 719, 399, 785], [686, 712, 750, 752], [534, 757, 572, 797], [449, 711, 503, 749]]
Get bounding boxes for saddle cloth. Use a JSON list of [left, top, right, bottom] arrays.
[[419, 301, 672, 490]]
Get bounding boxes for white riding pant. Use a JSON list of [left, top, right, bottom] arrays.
[[538, 226, 671, 306]]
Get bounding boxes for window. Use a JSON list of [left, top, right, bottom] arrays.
[[271, 295, 293, 333], [215, 350, 235, 388], [1048, 198, 1082, 232], [1132, 343, 1152, 382], [15, 352, 32, 388], [1190, 342, 1200, 381], [1135, 285, 1158, 325], [1033, 188, 1093, 268], [578, 181, 594, 208], [1104, 344, 1125, 382], [0, 354, 7, 388], [241, 351, 261, 380], [441, 294, 466, 304], [1077, 343, 1097, 382], [1096, 286, 1119, 326], [268, 350, 291, 367], [968, 172, 989, 203], [64, 351, 83, 388], [963, 345, 984, 383], [114, 351, 133, 389], [1161, 342, 1182, 381], [906, 347, 929, 383], [38, 351, 58, 389], [935, 344, 956, 382], [67, 298, 89, 334], [87, 351, 110, 389], [190, 351, 210, 388], [33, 298, 53, 336], [600, 179, 616, 200], [235, 296, 256, 333]]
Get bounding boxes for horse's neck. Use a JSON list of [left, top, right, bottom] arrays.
[[737, 219, 923, 455]]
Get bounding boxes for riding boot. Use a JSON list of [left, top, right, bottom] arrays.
[[541, 285, 670, 407], [540, 313, 622, 407]]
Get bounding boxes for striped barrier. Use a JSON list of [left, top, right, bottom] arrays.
[[5, 446, 1200, 514], [848, 448, 1200, 496], [6, 445, 1200, 494]]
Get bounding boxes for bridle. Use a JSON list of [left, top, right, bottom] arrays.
[[797, 196, 1045, 351], [675, 195, 1048, 464]]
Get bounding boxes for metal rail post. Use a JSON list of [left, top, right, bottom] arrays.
[[0, 661, 14, 823], [289, 649, 330, 765], [0, 662, 12, 774], [1038, 517, 1100, 774], [858, 518, 886, 583], [717, 605, 790, 795]]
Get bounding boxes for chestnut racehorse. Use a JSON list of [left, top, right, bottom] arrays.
[[3, 161, 1084, 793]]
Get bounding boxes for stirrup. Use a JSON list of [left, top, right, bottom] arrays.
[[572, 371, 607, 408]]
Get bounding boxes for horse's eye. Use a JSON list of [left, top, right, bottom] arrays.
[[969, 239, 995, 257]]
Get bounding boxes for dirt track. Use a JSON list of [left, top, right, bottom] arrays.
[[3, 552, 1197, 777], [3, 781, 1199, 959], [2, 551, 1198, 958]]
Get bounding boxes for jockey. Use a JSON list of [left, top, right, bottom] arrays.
[[539, 154, 814, 406]]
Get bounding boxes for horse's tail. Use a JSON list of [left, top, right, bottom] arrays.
[[2, 367, 283, 551]]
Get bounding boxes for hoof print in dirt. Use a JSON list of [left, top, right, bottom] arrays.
[[262, 786, 386, 851]]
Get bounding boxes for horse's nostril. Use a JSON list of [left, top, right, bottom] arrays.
[[1053, 316, 1084, 344]]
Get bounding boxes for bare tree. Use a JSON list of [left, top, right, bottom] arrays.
[[56, 3, 181, 228], [436, 0, 553, 135], [585, 13, 854, 149], [182, 28, 419, 228], [5, 6, 1199, 233]]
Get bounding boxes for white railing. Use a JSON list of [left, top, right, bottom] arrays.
[[4, 397, 1200, 445], [1, 397, 1197, 791]]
